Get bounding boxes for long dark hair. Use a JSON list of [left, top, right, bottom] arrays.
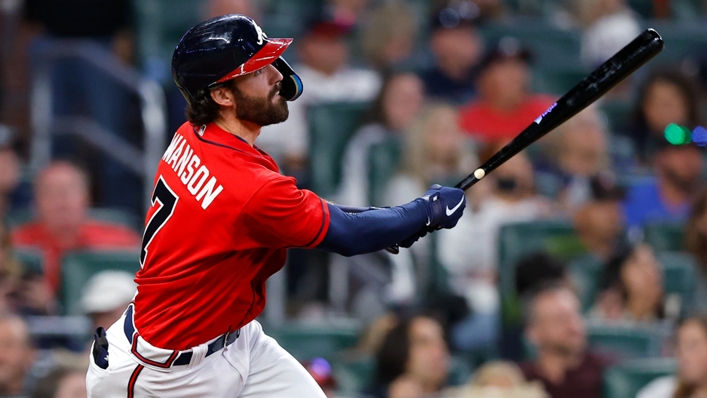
[[374, 314, 444, 386], [631, 68, 704, 160], [674, 315, 707, 398], [600, 244, 665, 319]]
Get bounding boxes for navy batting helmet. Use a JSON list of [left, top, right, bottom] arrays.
[[172, 14, 303, 106]]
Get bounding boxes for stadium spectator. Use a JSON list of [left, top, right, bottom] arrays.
[[31, 365, 87, 398], [0, 125, 22, 219], [520, 283, 612, 398], [0, 223, 22, 314], [534, 106, 612, 211], [257, 17, 381, 173], [0, 313, 35, 397], [372, 314, 450, 398], [621, 138, 704, 229], [80, 271, 136, 332], [458, 37, 555, 143], [325, 0, 371, 26], [578, 0, 641, 67], [591, 244, 676, 322], [419, 0, 483, 105], [685, 191, 707, 311], [573, 175, 626, 262], [636, 315, 707, 398], [451, 361, 549, 398], [628, 69, 704, 163], [337, 72, 424, 207], [360, 2, 417, 72], [11, 161, 141, 298]]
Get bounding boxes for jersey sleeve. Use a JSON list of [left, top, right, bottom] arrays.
[[241, 176, 330, 249]]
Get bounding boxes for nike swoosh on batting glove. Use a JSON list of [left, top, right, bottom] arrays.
[[416, 184, 466, 230]]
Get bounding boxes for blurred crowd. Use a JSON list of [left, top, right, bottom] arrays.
[[2, 0, 707, 397]]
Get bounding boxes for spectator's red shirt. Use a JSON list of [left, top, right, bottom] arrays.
[[458, 95, 556, 143], [519, 351, 612, 398], [132, 122, 329, 350], [11, 221, 140, 293]]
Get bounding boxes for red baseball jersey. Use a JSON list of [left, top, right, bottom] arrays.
[[133, 122, 330, 350]]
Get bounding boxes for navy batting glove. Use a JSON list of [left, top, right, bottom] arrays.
[[398, 228, 428, 248], [416, 184, 466, 231]]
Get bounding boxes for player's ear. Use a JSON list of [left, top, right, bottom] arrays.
[[210, 85, 235, 107]]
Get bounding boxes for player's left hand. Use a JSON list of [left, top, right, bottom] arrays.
[[398, 227, 429, 248]]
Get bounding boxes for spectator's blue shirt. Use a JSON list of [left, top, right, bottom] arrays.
[[419, 67, 476, 105], [622, 179, 691, 228]]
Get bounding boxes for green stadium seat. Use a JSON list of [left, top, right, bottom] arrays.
[[309, 102, 369, 197], [600, 101, 633, 133], [533, 67, 591, 96], [367, 138, 402, 207], [567, 254, 604, 312], [266, 323, 361, 362], [658, 251, 697, 313], [333, 355, 376, 394], [587, 323, 667, 360], [643, 222, 684, 252], [645, 21, 707, 65], [61, 250, 140, 315], [603, 357, 676, 398]]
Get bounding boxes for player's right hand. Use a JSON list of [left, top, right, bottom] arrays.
[[416, 184, 466, 230]]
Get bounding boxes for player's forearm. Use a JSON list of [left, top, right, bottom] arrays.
[[316, 202, 427, 256]]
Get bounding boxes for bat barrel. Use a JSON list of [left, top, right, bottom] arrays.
[[456, 28, 664, 191]]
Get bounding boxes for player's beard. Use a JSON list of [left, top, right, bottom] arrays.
[[233, 84, 289, 127]]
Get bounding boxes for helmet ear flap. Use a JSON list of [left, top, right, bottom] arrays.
[[273, 57, 303, 101]]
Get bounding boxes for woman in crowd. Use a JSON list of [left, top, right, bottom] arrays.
[[629, 68, 704, 163], [637, 315, 707, 398], [592, 243, 674, 322], [337, 71, 425, 207], [372, 314, 450, 398]]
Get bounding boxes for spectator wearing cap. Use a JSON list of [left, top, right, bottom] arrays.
[[11, 161, 141, 300], [419, 0, 484, 105], [458, 37, 555, 144], [257, 17, 381, 173], [81, 271, 136, 331], [621, 137, 704, 230], [573, 175, 627, 263], [520, 283, 612, 398]]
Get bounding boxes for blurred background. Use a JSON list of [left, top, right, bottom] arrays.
[[2, 0, 707, 397]]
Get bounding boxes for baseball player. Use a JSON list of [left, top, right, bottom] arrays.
[[86, 14, 466, 398]]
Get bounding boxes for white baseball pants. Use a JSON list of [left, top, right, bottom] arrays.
[[86, 311, 326, 398]]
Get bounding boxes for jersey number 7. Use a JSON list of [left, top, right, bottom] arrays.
[[140, 177, 179, 267]]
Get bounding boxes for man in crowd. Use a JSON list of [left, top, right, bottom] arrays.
[[0, 313, 34, 397], [11, 161, 141, 304], [458, 37, 555, 143], [622, 138, 704, 229], [420, 0, 483, 105], [520, 283, 611, 398]]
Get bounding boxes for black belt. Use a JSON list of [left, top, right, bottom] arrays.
[[124, 305, 240, 367]]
